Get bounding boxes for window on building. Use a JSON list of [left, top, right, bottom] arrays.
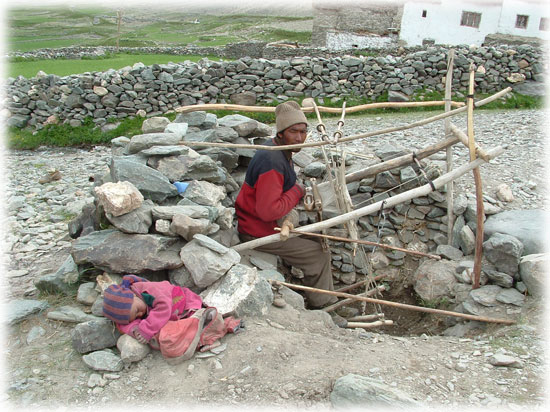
[[516, 15, 529, 29], [540, 17, 549, 31], [422, 10, 427, 18], [460, 11, 482, 28]]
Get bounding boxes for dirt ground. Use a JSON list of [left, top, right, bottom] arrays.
[[4, 246, 547, 411]]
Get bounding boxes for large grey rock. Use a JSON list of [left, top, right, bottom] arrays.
[[330, 374, 420, 409], [496, 288, 525, 306], [201, 263, 273, 316], [469, 285, 503, 307], [484, 209, 547, 255], [170, 214, 218, 241], [82, 350, 124, 372], [413, 259, 458, 301], [217, 114, 259, 137], [34, 255, 80, 295], [152, 204, 212, 220], [519, 253, 548, 298], [8, 299, 50, 325], [483, 233, 524, 276], [47, 306, 99, 323], [182, 180, 226, 206], [127, 132, 182, 154], [71, 229, 184, 274], [142, 116, 170, 134], [106, 199, 154, 234], [110, 157, 177, 203], [152, 153, 227, 183], [180, 235, 241, 288], [71, 319, 120, 354], [117, 334, 151, 363]]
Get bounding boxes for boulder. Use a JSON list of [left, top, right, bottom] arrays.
[[330, 374, 420, 409], [105, 199, 154, 234], [141, 116, 170, 134], [34, 255, 80, 295], [71, 229, 184, 274], [110, 157, 178, 203], [8, 299, 50, 325], [127, 132, 182, 154], [413, 259, 458, 301], [94, 181, 144, 217], [519, 253, 548, 298], [484, 210, 547, 255], [483, 233, 524, 276], [201, 263, 273, 316], [71, 319, 120, 354], [180, 235, 241, 288]]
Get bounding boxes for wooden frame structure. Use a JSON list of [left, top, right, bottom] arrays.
[[175, 52, 514, 327]]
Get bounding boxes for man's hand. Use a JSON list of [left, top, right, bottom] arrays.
[[279, 218, 294, 241]]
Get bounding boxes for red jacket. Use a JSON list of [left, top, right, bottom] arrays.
[[235, 139, 304, 238]]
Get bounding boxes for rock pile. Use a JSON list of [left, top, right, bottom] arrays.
[[4, 44, 545, 129], [17, 111, 546, 370]]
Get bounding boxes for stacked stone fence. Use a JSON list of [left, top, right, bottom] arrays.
[[4, 43, 545, 130]]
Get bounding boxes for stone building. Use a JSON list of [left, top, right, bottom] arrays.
[[311, 0, 405, 50]]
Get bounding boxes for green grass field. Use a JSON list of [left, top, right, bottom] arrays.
[[8, 53, 225, 79], [7, 7, 312, 52]]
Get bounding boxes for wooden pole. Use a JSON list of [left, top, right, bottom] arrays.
[[449, 123, 491, 161], [467, 63, 485, 290], [347, 314, 385, 322], [175, 100, 465, 114], [270, 280, 516, 325], [336, 135, 459, 185], [233, 146, 504, 252], [322, 285, 386, 313], [444, 49, 455, 245], [334, 274, 387, 294], [178, 87, 512, 153], [346, 320, 394, 329], [276, 228, 441, 260]]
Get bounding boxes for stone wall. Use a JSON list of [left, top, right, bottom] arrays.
[[4, 44, 545, 129]]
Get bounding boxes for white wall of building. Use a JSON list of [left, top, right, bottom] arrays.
[[497, 0, 550, 40], [399, 0, 548, 46]]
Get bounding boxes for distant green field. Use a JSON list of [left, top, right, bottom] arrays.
[[7, 7, 312, 52], [8, 53, 225, 79]]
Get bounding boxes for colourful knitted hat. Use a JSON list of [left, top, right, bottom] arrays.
[[103, 284, 134, 324], [275, 101, 308, 133]]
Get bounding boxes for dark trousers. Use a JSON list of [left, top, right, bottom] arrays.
[[240, 233, 337, 308]]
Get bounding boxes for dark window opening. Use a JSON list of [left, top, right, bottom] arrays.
[[422, 10, 427, 18], [461, 11, 482, 28], [516, 14, 529, 29], [540, 17, 549, 31]]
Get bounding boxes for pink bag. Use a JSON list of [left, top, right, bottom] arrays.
[[159, 307, 242, 364]]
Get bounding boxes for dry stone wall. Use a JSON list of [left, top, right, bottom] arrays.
[[4, 44, 544, 130]]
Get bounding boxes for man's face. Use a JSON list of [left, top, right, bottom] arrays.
[[279, 123, 308, 152]]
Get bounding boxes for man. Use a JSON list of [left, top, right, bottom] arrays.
[[235, 101, 344, 324]]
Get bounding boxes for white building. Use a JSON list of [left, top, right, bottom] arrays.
[[399, 0, 549, 46]]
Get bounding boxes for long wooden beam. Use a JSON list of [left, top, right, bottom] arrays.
[[175, 100, 465, 114], [232, 146, 504, 252], [178, 87, 512, 153], [271, 280, 515, 325]]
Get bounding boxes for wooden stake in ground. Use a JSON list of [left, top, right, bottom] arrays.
[[444, 49, 455, 244], [270, 280, 516, 325], [467, 63, 485, 290]]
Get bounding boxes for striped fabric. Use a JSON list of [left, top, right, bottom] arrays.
[[103, 284, 134, 324]]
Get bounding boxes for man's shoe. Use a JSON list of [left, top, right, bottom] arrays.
[[330, 313, 348, 328]]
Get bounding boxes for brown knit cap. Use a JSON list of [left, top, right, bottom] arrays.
[[275, 101, 308, 133]]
